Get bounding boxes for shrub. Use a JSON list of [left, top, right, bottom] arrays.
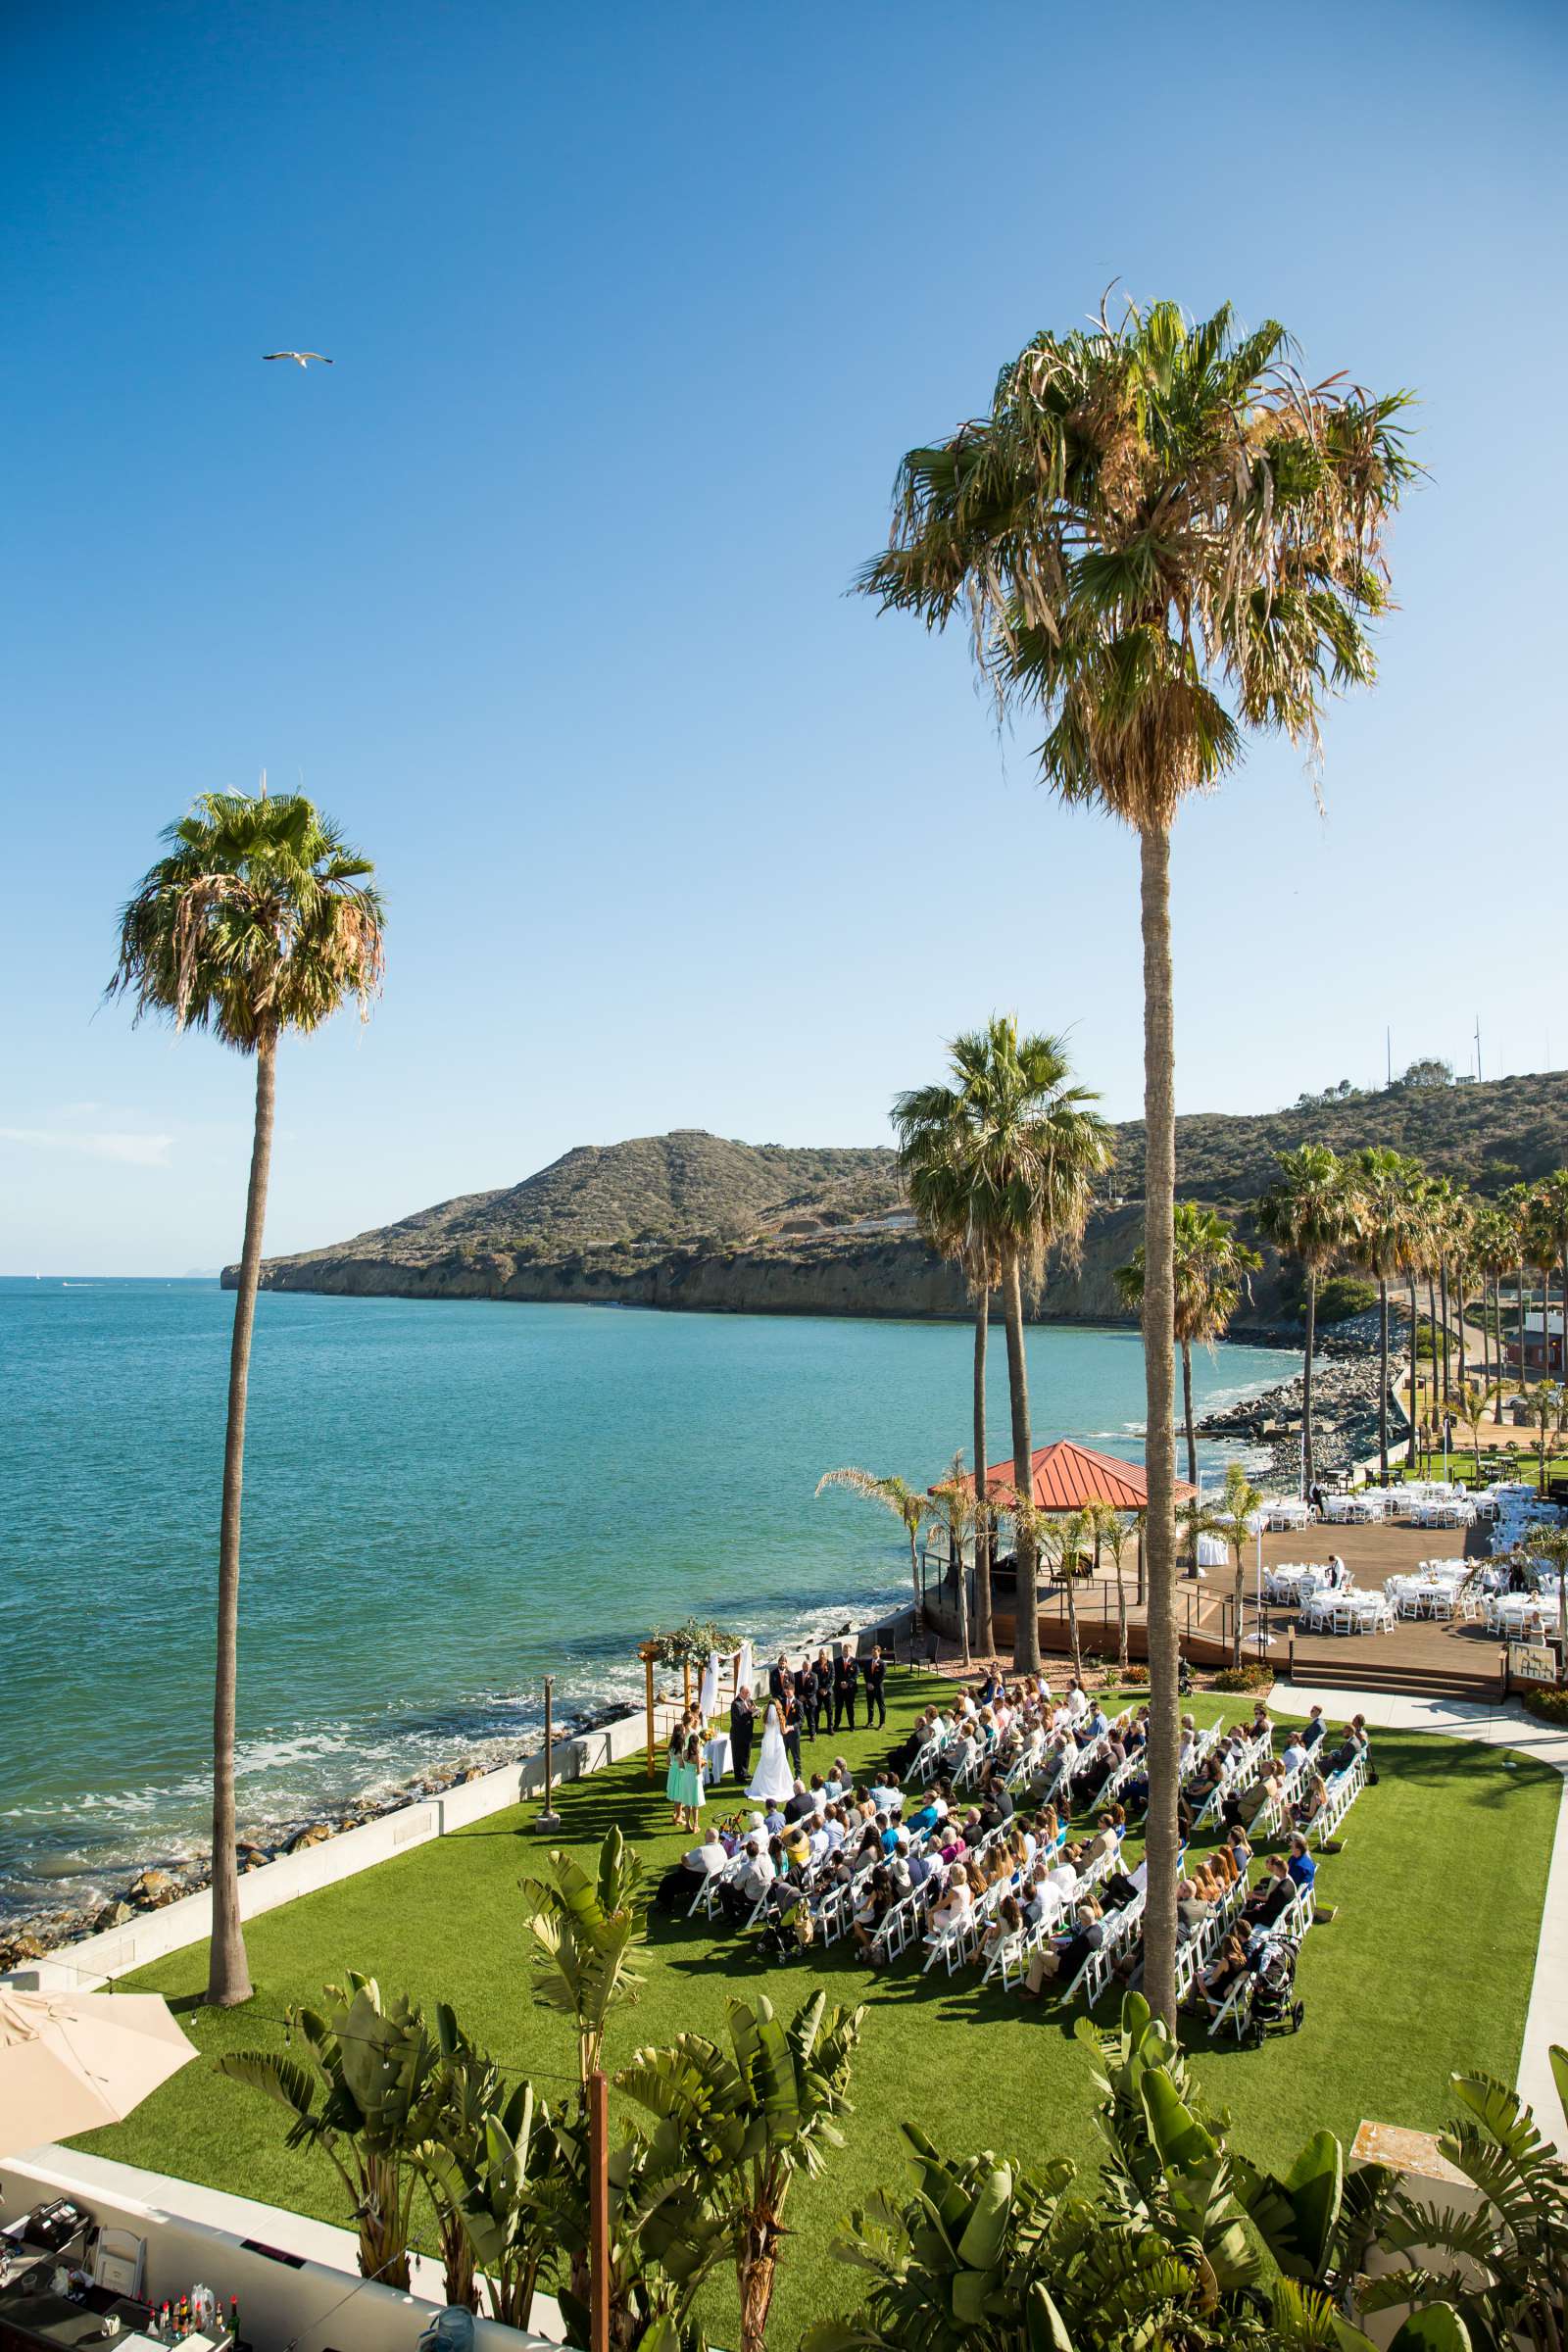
[[1116, 1663, 1151, 1687], [1521, 1685, 1568, 1727], [1210, 1662, 1272, 1692], [1280, 1273, 1378, 1324]]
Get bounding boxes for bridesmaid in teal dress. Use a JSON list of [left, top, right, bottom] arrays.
[[665, 1720, 687, 1822], [678, 1731, 706, 1823]]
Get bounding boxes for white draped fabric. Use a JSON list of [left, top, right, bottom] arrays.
[[698, 1655, 719, 1721]]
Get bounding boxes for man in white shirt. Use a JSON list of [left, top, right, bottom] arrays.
[[687, 1829, 726, 1876], [1065, 1680, 1091, 1724], [870, 1778, 900, 1816], [1048, 1856, 1079, 1899], [1281, 1736, 1307, 1780], [739, 1840, 775, 1905], [823, 1811, 845, 1851]]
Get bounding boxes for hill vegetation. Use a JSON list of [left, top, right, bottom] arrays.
[[238, 1072, 1568, 1321]]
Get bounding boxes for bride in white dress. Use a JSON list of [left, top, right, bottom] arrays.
[[746, 1700, 795, 1803]]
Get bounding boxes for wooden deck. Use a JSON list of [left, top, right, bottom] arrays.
[[923, 1520, 1509, 1698]]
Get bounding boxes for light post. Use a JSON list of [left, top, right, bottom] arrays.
[[536, 1674, 562, 1833]]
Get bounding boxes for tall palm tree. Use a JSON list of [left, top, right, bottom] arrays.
[[1114, 1201, 1261, 1491], [1256, 1146, 1357, 1500], [858, 298, 1411, 2028], [1524, 1173, 1568, 1387], [110, 789, 384, 2006], [1502, 1184, 1536, 1395], [1474, 1202, 1515, 1396], [1349, 1147, 1424, 1483], [814, 1468, 929, 1626], [896, 1019, 1110, 1681], [894, 1060, 1005, 1653]]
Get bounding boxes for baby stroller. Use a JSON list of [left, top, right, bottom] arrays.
[[1245, 1932, 1304, 2045], [754, 1888, 815, 1963]]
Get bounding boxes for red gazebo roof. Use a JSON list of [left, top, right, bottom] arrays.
[[944, 1438, 1196, 1513]]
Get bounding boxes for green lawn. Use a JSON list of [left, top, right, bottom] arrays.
[[81, 1674, 1559, 2345]]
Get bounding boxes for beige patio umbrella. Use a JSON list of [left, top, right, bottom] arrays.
[[0, 1986, 199, 2155]]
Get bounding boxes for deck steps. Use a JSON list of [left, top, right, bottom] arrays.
[[1284, 1650, 1503, 1702]]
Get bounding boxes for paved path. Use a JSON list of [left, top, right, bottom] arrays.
[[1267, 1680, 1568, 2147]]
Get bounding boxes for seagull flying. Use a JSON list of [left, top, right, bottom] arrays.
[[263, 351, 333, 368]]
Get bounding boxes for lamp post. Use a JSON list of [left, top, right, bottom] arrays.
[[535, 1675, 562, 1833]]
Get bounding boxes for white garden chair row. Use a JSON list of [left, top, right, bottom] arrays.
[[1190, 1739, 1261, 1836], [1058, 1875, 1148, 2008], [1309, 1752, 1366, 1849]]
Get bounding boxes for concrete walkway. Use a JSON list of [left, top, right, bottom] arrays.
[[1268, 1680, 1568, 2147]]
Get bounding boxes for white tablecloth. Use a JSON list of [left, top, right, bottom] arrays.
[[703, 1733, 732, 1785]]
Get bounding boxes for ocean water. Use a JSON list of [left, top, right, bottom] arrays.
[[0, 1278, 1284, 1922]]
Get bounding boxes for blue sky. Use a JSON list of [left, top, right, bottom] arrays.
[[3, 0, 1564, 1274]]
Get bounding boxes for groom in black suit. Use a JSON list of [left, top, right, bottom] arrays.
[[729, 1685, 756, 1787]]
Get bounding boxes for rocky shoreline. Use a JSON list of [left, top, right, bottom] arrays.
[[1198, 1317, 1389, 1486], [0, 1707, 617, 1977]]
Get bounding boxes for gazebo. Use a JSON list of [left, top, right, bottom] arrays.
[[927, 1440, 1197, 1629], [953, 1437, 1196, 1515]]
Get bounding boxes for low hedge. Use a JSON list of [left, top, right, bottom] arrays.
[[1521, 1685, 1568, 1727]]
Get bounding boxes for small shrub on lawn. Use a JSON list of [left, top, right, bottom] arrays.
[[1522, 1686, 1568, 1727], [1210, 1662, 1273, 1692], [1116, 1663, 1151, 1687]]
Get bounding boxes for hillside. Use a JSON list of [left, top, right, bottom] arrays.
[[235, 1074, 1568, 1323]]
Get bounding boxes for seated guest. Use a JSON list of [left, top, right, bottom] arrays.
[[1175, 1876, 1212, 1943], [1191, 1930, 1250, 2016], [1293, 1771, 1329, 1832], [1242, 1854, 1295, 1931], [1300, 1703, 1326, 1751], [907, 1842, 935, 1888], [784, 1779, 814, 1825], [1224, 1761, 1283, 1837], [905, 1793, 939, 1838], [869, 1773, 901, 1816], [1081, 1811, 1120, 1869], [1225, 1822, 1254, 1881], [1327, 1715, 1369, 1775], [886, 1841, 913, 1901], [928, 1866, 972, 1936], [851, 1866, 893, 1957], [655, 1827, 729, 1912], [1280, 1731, 1308, 1781], [978, 1891, 1024, 1968], [1018, 1897, 1103, 1997], [737, 1838, 775, 1907], [1286, 1832, 1317, 1895]]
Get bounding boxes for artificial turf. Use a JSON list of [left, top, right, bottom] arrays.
[[79, 1672, 1559, 2345]]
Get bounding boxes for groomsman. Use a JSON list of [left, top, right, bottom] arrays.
[[797, 1654, 820, 1740], [862, 1642, 887, 1730], [769, 1653, 796, 1708], [832, 1645, 858, 1733], [729, 1684, 756, 1786]]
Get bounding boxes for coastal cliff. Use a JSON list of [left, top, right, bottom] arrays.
[[232, 1075, 1568, 1324]]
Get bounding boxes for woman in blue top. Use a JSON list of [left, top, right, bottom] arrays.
[[1286, 1833, 1316, 1893]]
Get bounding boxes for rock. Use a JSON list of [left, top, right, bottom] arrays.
[[93, 1899, 136, 1931], [284, 1822, 334, 1853], [0, 1933, 49, 1969], [236, 1842, 270, 1873], [127, 1868, 179, 1909], [453, 1765, 485, 1785]]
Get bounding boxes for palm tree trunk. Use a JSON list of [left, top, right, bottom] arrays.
[[207, 1037, 273, 2007], [1519, 1259, 1532, 1392], [1406, 1277, 1419, 1469], [1232, 1549, 1245, 1670], [1115, 1554, 1128, 1676], [1181, 1342, 1198, 1490], [1301, 1267, 1318, 1501], [1427, 1275, 1440, 1464], [1137, 820, 1179, 2033], [973, 1290, 994, 1655], [1002, 1250, 1038, 1677], [1454, 1256, 1467, 1389], [1378, 1278, 1390, 1481], [1440, 1262, 1451, 1408]]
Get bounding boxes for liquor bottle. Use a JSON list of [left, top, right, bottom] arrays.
[[229, 2298, 239, 2347], [160, 2306, 172, 2343]]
